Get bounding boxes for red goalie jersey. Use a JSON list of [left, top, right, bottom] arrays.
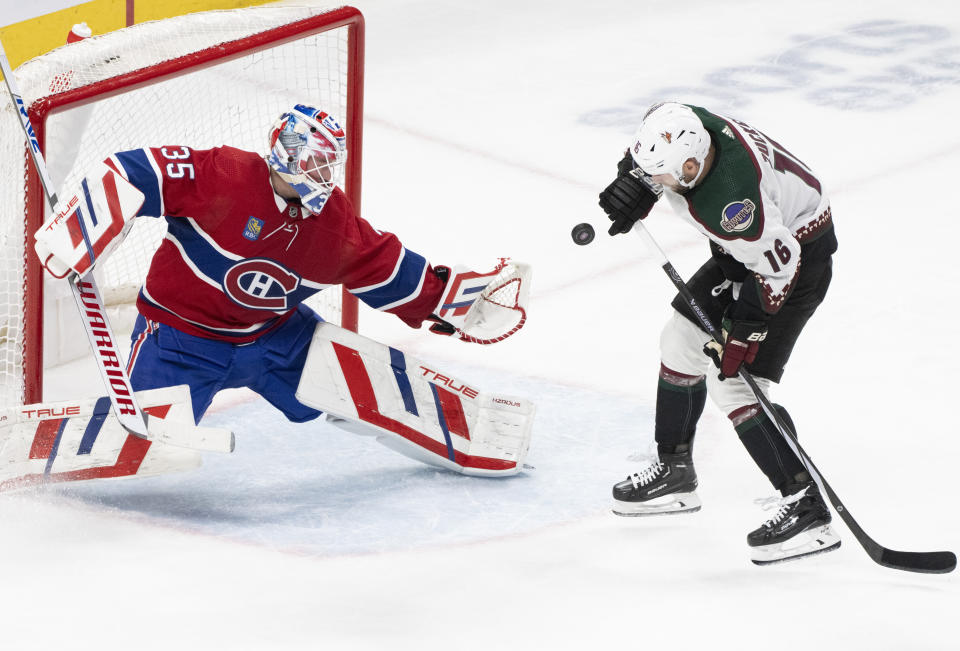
[[106, 145, 445, 342]]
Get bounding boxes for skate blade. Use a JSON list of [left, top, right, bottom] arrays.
[[751, 525, 842, 566], [612, 492, 701, 517]]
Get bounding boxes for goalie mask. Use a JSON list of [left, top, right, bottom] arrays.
[[630, 102, 711, 189], [268, 104, 347, 215]]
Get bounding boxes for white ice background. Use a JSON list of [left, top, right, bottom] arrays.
[[2, 0, 959, 649]]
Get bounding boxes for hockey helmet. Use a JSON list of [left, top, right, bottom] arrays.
[[268, 104, 347, 215], [630, 102, 711, 189]]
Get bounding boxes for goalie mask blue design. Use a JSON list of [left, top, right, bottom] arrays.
[[267, 104, 347, 216]]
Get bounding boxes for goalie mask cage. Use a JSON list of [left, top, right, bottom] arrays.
[[0, 5, 363, 406]]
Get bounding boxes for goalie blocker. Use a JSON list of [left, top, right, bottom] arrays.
[[297, 323, 534, 477], [33, 161, 144, 279]]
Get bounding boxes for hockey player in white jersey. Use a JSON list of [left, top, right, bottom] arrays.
[[599, 102, 840, 565]]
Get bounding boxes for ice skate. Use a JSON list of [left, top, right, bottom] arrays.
[[612, 452, 700, 516], [748, 481, 841, 566]]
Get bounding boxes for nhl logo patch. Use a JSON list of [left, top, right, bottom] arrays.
[[720, 199, 756, 233], [242, 216, 264, 241]]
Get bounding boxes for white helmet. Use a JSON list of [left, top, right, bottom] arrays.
[[630, 102, 711, 189], [268, 104, 347, 215]]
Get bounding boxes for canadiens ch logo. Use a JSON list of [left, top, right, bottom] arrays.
[[242, 217, 264, 241], [720, 199, 756, 233], [223, 258, 301, 311]]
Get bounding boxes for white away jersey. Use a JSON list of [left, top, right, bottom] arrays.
[[659, 105, 833, 314]]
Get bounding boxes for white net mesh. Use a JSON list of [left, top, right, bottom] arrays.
[[0, 6, 360, 406]]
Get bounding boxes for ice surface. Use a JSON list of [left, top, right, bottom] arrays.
[[2, 0, 958, 649]]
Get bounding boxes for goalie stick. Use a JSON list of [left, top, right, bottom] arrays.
[[632, 220, 956, 574], [0, 41, 217, 453]]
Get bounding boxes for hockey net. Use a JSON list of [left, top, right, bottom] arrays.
[[0, 5, 364, 406]]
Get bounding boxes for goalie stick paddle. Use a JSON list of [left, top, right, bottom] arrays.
[[631, 220, 956, 574]]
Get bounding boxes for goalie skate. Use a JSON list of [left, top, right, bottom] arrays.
[[748, 481, 841, 566], [612, 452, 701, 516]]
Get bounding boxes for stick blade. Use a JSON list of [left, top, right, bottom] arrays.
[[876, 549, 956, 574]]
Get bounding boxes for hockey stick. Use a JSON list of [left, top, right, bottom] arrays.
[[0, 41, 232, 453], [633, 220, 956, 574]]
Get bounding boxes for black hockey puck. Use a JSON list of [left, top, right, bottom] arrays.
[[571, 222, 595, 246]]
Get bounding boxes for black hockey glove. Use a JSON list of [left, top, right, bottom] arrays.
[[616, 149, 636, 176], [598, 168, 662, 236], [703, 317, 768, 379]]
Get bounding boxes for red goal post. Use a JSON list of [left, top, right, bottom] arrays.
[[0, 6, 363, 406]]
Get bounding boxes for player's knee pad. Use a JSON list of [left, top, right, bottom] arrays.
[[659, 310, 712, 378], [706, 372, 772, 417]]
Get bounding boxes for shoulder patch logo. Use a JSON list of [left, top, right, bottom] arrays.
[[242, 217, 264, 241], [722, 125, 736, 139], [720, 199, 756, 233]]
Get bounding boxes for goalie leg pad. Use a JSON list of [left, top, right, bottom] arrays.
[[297, 323, 535, 477], [325, 414, 468, 474], [0, 385, 229, 492]]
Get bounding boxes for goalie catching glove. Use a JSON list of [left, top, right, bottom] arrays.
[[33, 161, 144, 278], [598, 167, 662, 235], [428, 259, 532, 345]]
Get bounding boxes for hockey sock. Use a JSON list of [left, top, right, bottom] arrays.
[[655, 365, 707, 456], [732, 403, 807, 493]]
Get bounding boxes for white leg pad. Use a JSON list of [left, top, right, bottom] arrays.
[[0, 385, 225, 491], [297, 322, 535, 477]]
